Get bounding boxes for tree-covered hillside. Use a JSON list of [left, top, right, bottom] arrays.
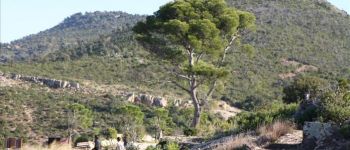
[[0, 11, 145, 62], [1, 0, 350, 146], [221, 0, 350, 104]]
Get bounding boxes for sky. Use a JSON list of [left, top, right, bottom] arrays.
[[0, 0, 349, 43]]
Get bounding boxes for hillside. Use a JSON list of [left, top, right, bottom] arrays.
[[1, 0, 350, 147], [0, 11, 145, 62]]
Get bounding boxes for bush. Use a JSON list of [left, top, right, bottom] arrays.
[[230, 102, 297, 131], [145, 146, 159, 150], [166, 142, 180, 150], [106, 127, 118, 139], [74, 134, 90, 146], [183, 127, 198, 136], [157, 140, 180, 150], [257, 121, 295, 142], [294, 105, 319, 126], [320, 89, 350, 123], [340, 124, 350, 139], [283, 76, 329, 103]]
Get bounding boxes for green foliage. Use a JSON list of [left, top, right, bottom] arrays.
[[134, 0, 255, 128], [230, 102, 298, 130], [74, 134, 90, 146], [134, 0, 255, 65], [340, 124, 350, 139], [67, 103, 94, 129], [283, 76, 330, 103], [183, 127, 198, 136], [295, 105, 319, 126], [145, 146, 158, 150], [166, 142, 180, 150], [114, 105, 145, 141], [157, 140, 180, 150], [0, 11, 145, 62], [320, 89, 350, 123], [106, 127, 118, 139], [117, 105, 144, 125]]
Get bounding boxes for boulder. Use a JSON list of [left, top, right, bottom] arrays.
[[153, 97, 167, 107], [70, 82, 80, 89], [126, 93, 135, 103], [60, 81, 69, 88], [11, 73, 21, 80], [302, 122, 344, 150], [140, 94, 153, 106]]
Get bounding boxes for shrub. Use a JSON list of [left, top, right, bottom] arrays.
[[215, 134, 252, 150], [145, 146, 159, 150], [340, 124, 350, 139], [257, 121, 295, 142], [230, 102, 297, 131], [106, 127, 118, 139], [74, 134, 90, 146], [183, 127, 198, 136], [283, 76, 329, 103], [320, 89, 350, 123]]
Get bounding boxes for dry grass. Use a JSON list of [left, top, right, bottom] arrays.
[[216, 134, 253, 150], [257, 121, 295, 143], [22, 143, 73, 150]]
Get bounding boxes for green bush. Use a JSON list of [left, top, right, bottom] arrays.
[[166, 142, 180, 150], [283, 76, 329, 103], [295, 105, 319, 125], [183, 127, 198, 136], [106, 127, 118, 139], [157, 140, 180, 150], [320, 89, 350, 123], [74, 134, 90, 146], [340, 124, 350, 139], [230, 102, 298, 130], [145, 146, 159, 150]]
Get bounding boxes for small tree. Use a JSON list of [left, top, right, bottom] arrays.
[[320, 80, 350, 123], [133, 0, 255, 128], [106, 127, 118, 139], [67, 103, 93, 130], [283, 76, 330, 103], [116, 105, 145, 141]]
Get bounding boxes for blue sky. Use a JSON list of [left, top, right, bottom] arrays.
[[0, 0, 349, 43]]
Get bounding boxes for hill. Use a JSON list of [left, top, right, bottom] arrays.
[[0, 11, 145, 62], [1, 0, 350, 146]]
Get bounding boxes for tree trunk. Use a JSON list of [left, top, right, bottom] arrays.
[[190, 88, 201, 128]]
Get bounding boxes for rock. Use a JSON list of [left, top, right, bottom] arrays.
[[60, 81, 66, 88], [134, 96, 141, 104], [174, 99, 182, 107], [140, 94, 154, 106], [7, 73, 80, 89], [153, 97, 167, 107], [126, 93, 135, 103], [302, 122, 343, 150], [70, 82, 80, 89], [11, 73, 21, 80], [142, 134, 155, 142]]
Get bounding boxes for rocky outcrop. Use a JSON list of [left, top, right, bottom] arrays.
[[10, 73, 80, 89], [302, 122, 350, 150], [126, 93, 167, 107]]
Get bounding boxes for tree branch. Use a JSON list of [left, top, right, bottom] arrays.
[[219, 34, 238, 67], [204, 34, 238, 102], [196, 52, 203, 63], [204, 80, 217, 102], [172, 81, 191, 93]]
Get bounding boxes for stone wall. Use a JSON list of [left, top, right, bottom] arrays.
[[126, 93, 167, 107], [9, 73, 80, 89]]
